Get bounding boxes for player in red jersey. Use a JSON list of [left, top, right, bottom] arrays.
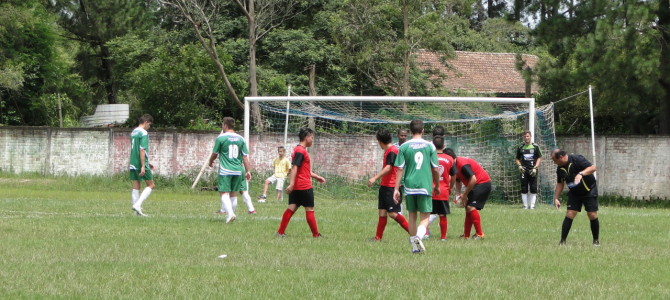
[[367, 129, 410, 241], [445, 148, 492, 239], [429, 136, 456, 240], [276, 128, 326, 238]]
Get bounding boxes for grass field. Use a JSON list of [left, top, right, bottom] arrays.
[[1, 174, 669, 299]]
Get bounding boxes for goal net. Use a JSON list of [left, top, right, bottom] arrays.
[[244, 96, 557, 205]]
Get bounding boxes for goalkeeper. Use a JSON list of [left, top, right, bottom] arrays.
[[515, 131, 543, 209]]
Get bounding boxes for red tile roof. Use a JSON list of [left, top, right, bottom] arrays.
[[416, 50, 539, 95]]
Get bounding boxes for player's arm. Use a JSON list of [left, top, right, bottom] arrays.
[[459, 164, 476, 202], [311, 171, 326, 183], [242, 155, 252, 181], [285, 165, 299, 194], [139, 148, 147, 176], [393, 168, 404, 204], [553, 181, 564, 209], [368, 164, 392, 187], [208, 153, 218, 168], [431, 166, 440, 195]]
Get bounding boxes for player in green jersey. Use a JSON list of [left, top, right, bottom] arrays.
[[208, 117, 253, 223], [129, 114, 154, 217], [393, 120, 440, 254]]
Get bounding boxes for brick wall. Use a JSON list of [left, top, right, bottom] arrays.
[[1, 127, 668, 200]]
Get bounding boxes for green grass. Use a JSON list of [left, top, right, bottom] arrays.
[[1, 175, 669, 299]]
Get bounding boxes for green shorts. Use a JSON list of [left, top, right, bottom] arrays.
[[129, 168, 153, 181], [218, 175, 248, 192], [405, 194, 433, 213]]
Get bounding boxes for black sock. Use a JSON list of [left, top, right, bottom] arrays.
[[561, 217, 573, 241], [590, 218, 600, 240]]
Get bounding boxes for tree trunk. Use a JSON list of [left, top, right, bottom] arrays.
[[247, 0, 262, 130], [99, 44, 117, 104], [658, 0, 670, 133], [401, 0, 409, 113], [307, 65, 316, 130]]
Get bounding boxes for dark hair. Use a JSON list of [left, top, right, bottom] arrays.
[[397, 128, 407, 135], [523, 130, 532, 136], [552, 149, 567, 159], [278, 146, 285, 150], [433, 135, 444, 150], [444, 148, 457, 159], [409, 119, 424, 134], [432, 125, 445, 137], [298, 127, 314, 141], [222, 117, 235, 130], [138, 114, 153, 125], [376, 129, 392, 144]]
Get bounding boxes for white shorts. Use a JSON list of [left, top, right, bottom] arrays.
[[265, 175, 286, 190]]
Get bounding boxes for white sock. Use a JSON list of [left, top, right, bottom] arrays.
[[428, 214, 438, 225], [231, 197, 238, 213], [134, 187, 152, 209], [131, 189, 140, 206], [529, 193, 537, 208], [417, 225, 427, 239], [522, 193, 528, 208], [220, 194, 233, 215], [242, 192, 255, 212], [409, 236, 418, 251]]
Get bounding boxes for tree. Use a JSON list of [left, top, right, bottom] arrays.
[[49, 0, 155, 105]]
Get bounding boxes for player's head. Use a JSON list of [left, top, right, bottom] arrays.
[[397, 128, 408, 145], [277, 146, 286, 156], [298, 127, 315, 146], [376, 129, 392, 146], [444, 148, 457, 160], [222, 117, 235, 131], [551, 148, 568, 166], [432, 125, 445, 137], [138, 114, 153, 129], [409, 119, 424, 135], [433, 135, 445, 150], [523, 130, 532, 144]]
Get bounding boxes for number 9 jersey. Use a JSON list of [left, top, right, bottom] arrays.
[[394, 138, 439, 196]]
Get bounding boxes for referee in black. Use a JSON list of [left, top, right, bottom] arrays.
[[551, 149, 600, 246]]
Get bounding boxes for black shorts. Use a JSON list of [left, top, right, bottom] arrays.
[[431, 200, 451, 215], [520, 171, 538, 193], [378, 186, 402, 213], [288, 188, 314, 208], [567, 186, 599, 212], [467, 181, 492, 211]]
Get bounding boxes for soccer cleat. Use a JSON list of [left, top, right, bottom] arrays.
[[413, 236, 426, 253], [422, 235, 430, 240], [275, 232, 286, 238], [459, 234, 470, 239], [368, 237, 381, 242], [472, 234, 485, 240], [225, 214, 236, 224], [248, 210, 257, 214], [257, 195, 267, 202], [523, 206, 529, 209], [258, 199, 266, 203], [593, 239, 600, 247], [314, 233, 324, 238], [214, 210, 226, 215], [530, 206, 535, 210], [132, 207, 148, 217], [559, 239, 567, 246]]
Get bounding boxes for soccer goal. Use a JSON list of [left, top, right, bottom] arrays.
[[244, 96, 557, 204]]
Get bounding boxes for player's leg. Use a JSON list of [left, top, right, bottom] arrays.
[[230, 191, 238, 213], [277, 191, 299, 236], [585, 193, 599, 246], [529, 174, 538, 209], [301, 189, 320, 237], [132, 168, 154, 216], [520, 173, 529, 209], [560, 194, 581, 244], [275, 178, 285, 202], [467, 182, 490, 239], [130, 174, 141, 207]]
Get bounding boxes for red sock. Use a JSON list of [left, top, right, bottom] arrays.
[[392, 214, 410, 233], [375, 216, 388, 240], [439, 215, 448, 239], [464, 212, 473, 237], [306, 210, 319, 237], [277, 208, 295, 235], [469, 209, 483, 236]]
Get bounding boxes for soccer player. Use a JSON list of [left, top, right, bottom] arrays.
[[393, 128, 408, 148], [429, 135, 456, 241], [276, 127, 326, 238], [551, 149, 600, 246], [208, 117, 252, 223], [393, 120, 440, 253], [445, 148, 491, 239], [516, 130, 543, 209], [366, 129, 410, 241], [129, 114, 155, 217], [258, 146, 291, 202]]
